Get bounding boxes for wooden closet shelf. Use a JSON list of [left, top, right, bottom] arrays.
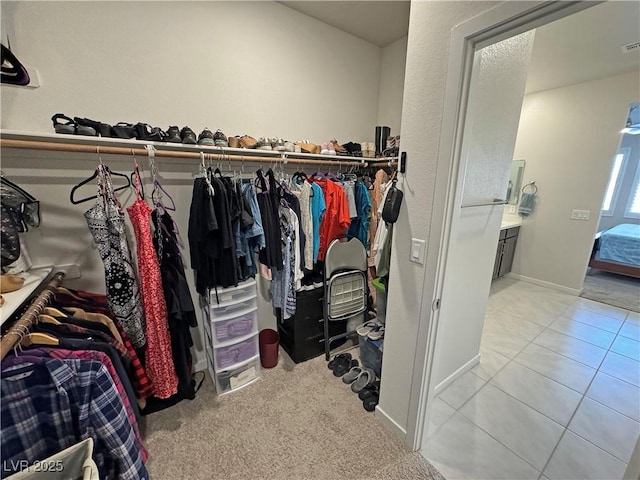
[[0, 131, 398, 168]]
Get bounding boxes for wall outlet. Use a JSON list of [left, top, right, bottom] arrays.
[[570, 209, 591, 221]]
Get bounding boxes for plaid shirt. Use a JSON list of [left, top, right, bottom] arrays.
[[1, 357, 149, 480]]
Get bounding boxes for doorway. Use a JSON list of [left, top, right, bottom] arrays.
[[414, 2, 640, 479]]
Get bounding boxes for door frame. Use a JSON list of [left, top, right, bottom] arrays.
[[404, 0, 599, 451]]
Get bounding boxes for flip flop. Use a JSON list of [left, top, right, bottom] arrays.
[[342, 366, 362, 384], [328, 353, 351, 370], [358, 380, 380, 400], [333, 358, 354, 377], [368, 326, 385, 341]]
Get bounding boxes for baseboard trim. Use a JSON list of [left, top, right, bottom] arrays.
[[507, 273, 581, 296], [434, 353, 481, 396], [375, 405, 407, 441]]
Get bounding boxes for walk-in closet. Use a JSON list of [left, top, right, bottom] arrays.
[[0, 2, 416, 478]]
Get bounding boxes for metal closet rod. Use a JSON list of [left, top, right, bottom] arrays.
[[0, 271, 66, 361], [0, 138, 386, 168]]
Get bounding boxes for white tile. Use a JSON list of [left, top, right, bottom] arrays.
[[426, 397, 456, 438], [587, 372, 640, 421], [611, 335, 640, 361], [491, 362, 582, 426], [423, 413, 540, 480], [460, 384, 564, 470], [572, 298, 629, 322], [484, 310, 546, 342], [561, 305, 624, 333], [626, 311, 640, 324], [568, 397, 640, 463], [438, 371, 486, 410], [619, 321, 640, 341], [550, 316, 616, 349], [501, 298, 569, 328], [544, 431, 627, 480], [481, 329, 530, 359], [471, 347, 511, 381], [533, 329, 607, 368], [514, 343, 596, 393], [600, 351, 640, 387]]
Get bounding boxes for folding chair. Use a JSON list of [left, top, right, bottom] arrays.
[[323, 237, 368, 360]]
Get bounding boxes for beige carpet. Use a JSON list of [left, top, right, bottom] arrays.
[[582, 269, 640, 312], [142, 350, 443, 480]]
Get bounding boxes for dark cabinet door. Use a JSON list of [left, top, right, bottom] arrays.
[[493, 241, 504, 280], [499, 235, 518, 277]]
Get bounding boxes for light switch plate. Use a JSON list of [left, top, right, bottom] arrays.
[[570, 209, 591, 221], [410, 238, 426, 265]]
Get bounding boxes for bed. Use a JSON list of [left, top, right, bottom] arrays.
[[589, 223, 640, 278]]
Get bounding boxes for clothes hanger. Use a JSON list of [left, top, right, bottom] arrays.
[[130, 151, 145, 201], [43, 306, 67, 317], [20, 332, 59, 347], [37, 314, 63, 325], [70, 149, 132, 204]]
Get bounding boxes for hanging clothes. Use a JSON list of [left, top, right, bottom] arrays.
[[151, 209, 198, 404], [291, 179, 313, 270], [256, 169, 284, 270], [368, 169, 389, 267], [238, 180, 265, 276], [310, 182, 326, 264], [271, 206, 297, 319], [127, 191, 178, 400], [84, 166, 146, 348], [373, 180, 394, 270], [312, 177, 351, 261], [347, 181, 372, 250]]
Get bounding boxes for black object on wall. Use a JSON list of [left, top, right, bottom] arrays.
[[1, 44, 30, 86]]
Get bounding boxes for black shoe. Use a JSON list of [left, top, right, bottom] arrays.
[[75, 117, 112, 137], [181, 126, 197, 145], [166, 126, 181, 143], [135, 123, 165, 142], [198, 128, 215, 146], [112, 122, 136, 139]]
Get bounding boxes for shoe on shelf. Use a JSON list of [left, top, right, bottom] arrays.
[[257, 137, 272, 151], [331, 139, 347, 155], [166, 126, 181, 143], [135, 123, 166, 142], [181, 126, 197, 144], [75, 117, 112, 137], [228, 136, 241, 148], [296, 142, 320, 154], [214, 129, 228, 147], [112, 122, 136, 139], [198, 128, 215, 146], [321, 142, 336, 155], [240, 135, 258, 149], [51, 114, 78, 135], [273, 138, 287, 152]]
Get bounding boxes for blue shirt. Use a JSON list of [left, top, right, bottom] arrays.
[[310, 182, 326, 263], [1, 357, 148, 480], [348, 182, 372, 249]]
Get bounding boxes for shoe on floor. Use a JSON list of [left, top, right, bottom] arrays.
[[351, 368, 376, 393], [181, 126, 197, 144], [166, 126, 181, 143], [214, 129, 228, 147], [198, 128, 215, 146]]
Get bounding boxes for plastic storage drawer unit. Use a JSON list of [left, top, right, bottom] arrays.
[[207, 279, 256, 305], [214, 356, 261, 395], [211, 308, 257, 345], [213, 332, 259, 369], [208, 296, 257, 319]]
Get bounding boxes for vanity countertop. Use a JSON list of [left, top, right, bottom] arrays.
[[500, 217, 522, 230]]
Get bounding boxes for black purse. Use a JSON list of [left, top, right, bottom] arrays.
[[382, 180, 403, 224]]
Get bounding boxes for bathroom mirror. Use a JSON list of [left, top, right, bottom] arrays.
[[507, 159, 525, 205]]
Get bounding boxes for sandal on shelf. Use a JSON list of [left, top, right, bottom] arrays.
[[356, 320, 378, 337], [135, 123, 166, 142], [51, 114, 77, 135], [112, 122, 136, 139], [368, 326, 385, 341], [75, 117, 112, 137]]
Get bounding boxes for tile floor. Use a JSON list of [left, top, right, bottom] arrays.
[[423, 277, 640, 480]]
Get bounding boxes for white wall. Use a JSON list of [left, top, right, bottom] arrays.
[[511, 71, 639, 291], [377, 0, 499, 438], [431, 30, 534, 388], [598, 133, 640, 232], [377, 35, 408, 137], [0, 1, 384, 372], [1, 1, 380, 143]]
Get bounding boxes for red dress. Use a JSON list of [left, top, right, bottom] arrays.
[[127, 197, 178, 399]]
